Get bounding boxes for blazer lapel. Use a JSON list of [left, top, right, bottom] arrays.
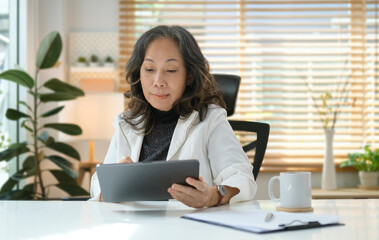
[[118, 118, 144, 163], [167, 111, 199, 160]]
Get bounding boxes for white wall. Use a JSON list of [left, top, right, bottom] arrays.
[[66, 0, 119, 32], [33, 0, 360, 199]]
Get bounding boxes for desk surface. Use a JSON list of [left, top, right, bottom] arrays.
[[1, 199, 378, 240]]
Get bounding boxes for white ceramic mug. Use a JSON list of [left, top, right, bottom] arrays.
[[268, 172, 312, 209]]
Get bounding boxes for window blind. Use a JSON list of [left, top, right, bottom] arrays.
[[119, 0, 379, 171]]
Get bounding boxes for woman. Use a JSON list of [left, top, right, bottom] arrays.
[[90, 25, 257, 208]]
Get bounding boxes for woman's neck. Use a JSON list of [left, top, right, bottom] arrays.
[[154, 108, 179, 123]]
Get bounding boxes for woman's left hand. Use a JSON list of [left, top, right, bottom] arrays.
[[168, 176, 219, 208]]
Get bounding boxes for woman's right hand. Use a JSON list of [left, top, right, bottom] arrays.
[[119, 156, 133, 164], [100, 156, 133, 202]]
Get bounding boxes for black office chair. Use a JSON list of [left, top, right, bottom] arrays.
[[213, 74, 270, 180]]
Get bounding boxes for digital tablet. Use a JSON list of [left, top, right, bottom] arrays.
[[96, 159, 199, 202]]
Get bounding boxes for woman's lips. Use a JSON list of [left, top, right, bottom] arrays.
[[152, 94, 169, 100]]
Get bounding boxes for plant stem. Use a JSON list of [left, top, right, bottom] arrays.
[[306, 84, 328, 130], [33, 69, 46, 199], [331, 76, 349, 130]]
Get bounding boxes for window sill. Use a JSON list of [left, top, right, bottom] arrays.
[[259, 162, 356, 173]]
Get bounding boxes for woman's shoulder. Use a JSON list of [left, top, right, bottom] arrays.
[[113, 112, 125, 127], [114, 110, 144, 128], [207, 104, 227, 117]]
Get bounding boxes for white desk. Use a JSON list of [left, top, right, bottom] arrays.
[[0, 199, 378, 240]]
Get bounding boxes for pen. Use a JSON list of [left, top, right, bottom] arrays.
[[265, 212, 274, 222]]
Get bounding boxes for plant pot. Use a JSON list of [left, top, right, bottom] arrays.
[[76, 62, 87, 67], [359, 171, 379, 187], [104, 62, 114, 68], [89, 62, 99, 67]]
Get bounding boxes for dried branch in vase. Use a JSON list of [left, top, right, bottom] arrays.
[[307, 77, 353, 131], [299, 63, 355, 131]]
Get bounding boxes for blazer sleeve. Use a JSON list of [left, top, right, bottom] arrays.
[[89, 114, 121, 201], [206, 108, 257, 203]]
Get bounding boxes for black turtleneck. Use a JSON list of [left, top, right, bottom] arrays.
[[139, 109, 179, 162]]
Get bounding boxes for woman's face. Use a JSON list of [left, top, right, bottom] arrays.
[[140, 37, 187, 111]]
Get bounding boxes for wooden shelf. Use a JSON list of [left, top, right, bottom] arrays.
[[312, 187, 379, 199], [70, 66, 116, 72]]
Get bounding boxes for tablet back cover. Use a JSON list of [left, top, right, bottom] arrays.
[[97, 160, 199, 202]]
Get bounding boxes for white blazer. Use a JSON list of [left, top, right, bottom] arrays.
[[90, 104, 257, 203]]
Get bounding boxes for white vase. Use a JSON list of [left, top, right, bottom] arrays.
[[321, 128, 337, 190]]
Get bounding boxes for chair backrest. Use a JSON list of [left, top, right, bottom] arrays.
[[213, 74, 270, 180], [213, 74, 241, 116]]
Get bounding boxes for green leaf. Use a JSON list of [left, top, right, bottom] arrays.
[[0, 69, 34, 89], [0, 190, 33, 200], [45, 136, 55, 145], [0, 183, 35, 200], [24, 155, 37, 169], [44, 78, 84, 97], [44, 123, 82, 136], [11, 156, 38, 180], [36, 31, 62, 69], [55, 183, 89, 196], [39, 92, 77, 102], [50, 169, 77, 185], [21, 120, 33, 133], [0, 142, 29, 162], [5, 108, 30, 120], [23, 183, 35, 193], [46, 142, 80, 160], [18, 101, 32, 112], [0, 177, 18, 193], [12, 156, 37, 181], [46, 155, 77, 178], [40, 106, 64, 117]]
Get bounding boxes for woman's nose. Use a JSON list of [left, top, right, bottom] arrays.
[[153, 72, 167, 87]]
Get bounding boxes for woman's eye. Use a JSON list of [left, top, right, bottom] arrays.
[[167, 70, 177, 73], [144, 68, 154, 72]]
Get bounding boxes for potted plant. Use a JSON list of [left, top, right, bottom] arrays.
[[340, 145, 379, 187], [76, 56, 87, 67], [0, 31, 89, 199], [104, 56, 114, 68], [89, 54, 99, 67]]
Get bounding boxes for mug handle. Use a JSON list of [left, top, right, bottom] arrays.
[[268, 176, 280, 202]]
